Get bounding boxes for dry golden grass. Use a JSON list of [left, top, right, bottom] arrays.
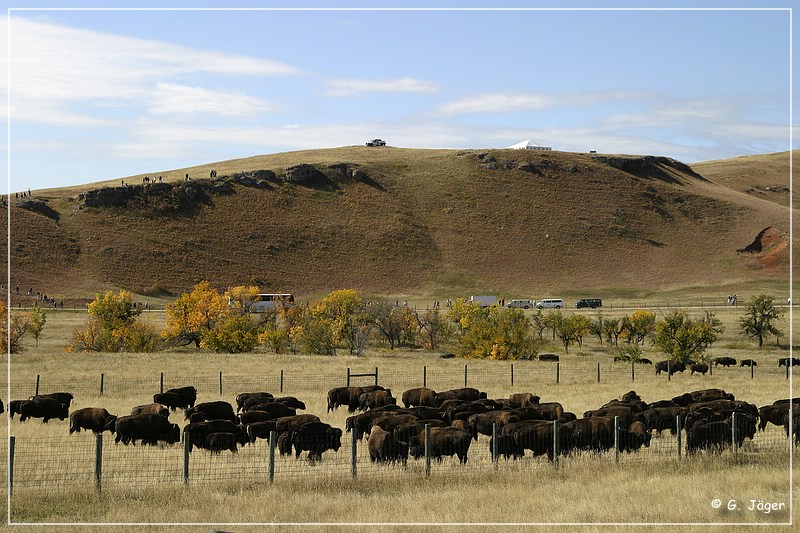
[[3, 309, 799, 528]]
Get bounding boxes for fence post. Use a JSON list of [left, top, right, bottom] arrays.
[[731, 411, 738, 453], [491, 423, 498, 467], [9, 436, 14, 495], [614, 416, 620, 464], [631, 361, 635, 382], [280, 369, 284, 393], [556, 362, 560, 384], [552, 420, 559, 466], [423, 366, 427, 388], [667, 361, 671, 382], [95, 433, 103, 491], [710, 363, 712, 376], [374, 367, 379, 387], [424, 424, 431, 478], [160, 372, 164, 394], [787, 362, 789, 380], [751, 364, 754, 380], [100, 373, 105, 396], [268, 431, 276, 484], [219, 371, 223, 396], [676, 415, 682, 458], [351, 429, 358, 479], [464, 365, 468, 388], [35, 374, 40, 396], [183, 430, 191, 485], [510, 363, 514, 387], [597, 362, 600, 384], [346, 368, 351, 387]]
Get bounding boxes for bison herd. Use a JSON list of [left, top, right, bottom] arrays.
[[6, 382, 798, 469]]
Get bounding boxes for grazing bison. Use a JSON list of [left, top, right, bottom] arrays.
[[114, 414, 181, 446], [18, 398, 69, 423], [643, 406, 686, 435], [273, 397, 306, 410], [509, 421, 572, 461], [638, 358, 653, 365], [690, 363, 709, 376], [31, 392, 74, 408], [244, 402, 296, 419], [401, 387, 438, 408], [185, 401, 237, 422], [276, 414, 321, 435], [165, 386, 197, 408], [235, 392, 274, 412], [409, 427, 472, 464], [359, 390, 396, 411], [509, 393, 540, 408], [184, 420, 248, 451], [153, 392, 186, 411], [489, 433, 523, 460], [69, 407, 117, 434], [206, 432, 239, 454], [239, 410, 281, 425], [466, 411, 519, 441], [245, 420, 278, 443], [712, 356, 737, 367], [0, 399, 3, 415], [740, 359, 757, 367], [434, 387, 486, 405], [538, 354, 560, 362], [131, 403, 170, 417], [288, 421, 343, 461], [327, 386, 364, 413], [687, 420, 731, 454], [367, 427, 409, 464], [655, 360, 686, 376], [8, 400, 23, 419], [778, 357, 800, 367]]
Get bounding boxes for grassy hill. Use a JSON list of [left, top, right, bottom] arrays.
[[5, 147, 791, 304]]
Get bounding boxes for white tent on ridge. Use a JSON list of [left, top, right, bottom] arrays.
[[507, 139, 552, 151]]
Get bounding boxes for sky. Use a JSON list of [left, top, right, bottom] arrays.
[[1, 1, 796, 192]]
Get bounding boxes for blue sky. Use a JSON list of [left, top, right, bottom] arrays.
[[2, 1, 796, 192]]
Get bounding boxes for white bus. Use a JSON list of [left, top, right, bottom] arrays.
[[249, 293, 295, 312]]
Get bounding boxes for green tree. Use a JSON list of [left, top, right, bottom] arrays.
[[739, 294, 784, 347], [626, 310, 656, 345], [28, 307, 47, 347], [602, 317, 623, 346], [652, 310, 724, 364], [570, 315, 592, 348], [1, 306, 31, 354], [530, 310, 548, 341]]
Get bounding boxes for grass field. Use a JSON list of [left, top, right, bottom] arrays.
[[2, 306, 798, 530]]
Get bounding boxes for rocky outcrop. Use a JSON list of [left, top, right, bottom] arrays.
[[18, 199, 60, 221], [591, 155, 707, 184]]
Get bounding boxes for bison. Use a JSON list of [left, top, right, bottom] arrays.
[[8, 400, 23, 419], [235, 392, 274, 412], [165, 386, 197, 408], [778, 357, 800, 367], [655, 360, 686, 376], [245, 420, 278, 443], [288, 421, 343, 461], [18, 398, 69, 423], [205, 432, 239, 454], [153, 392, 186, 411], [509, 393, 540, 408], [131, 403, 170, 417], [687, 420, 731, 454], [359, 390, 396, 411], [367, 427, 409, 464], [466, 411, 519, 441], [690, 363, 709, 376], [276, 414, 321, 435], [538, 354, 560, 362], [184, 401, 237, 422], [69, 407, 117, 434], [712, 356, 737, 367], [409, 426, 472, 464], [114, 414, 180, 446], [739, 359, 757, 367], [184, 420, 248, 451], [401, 387, 438, 408], [273, 397, 306, 410], [31, 392, 74, 408], [327, 386, 364, 413]]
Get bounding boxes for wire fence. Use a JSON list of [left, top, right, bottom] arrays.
[[9, 417, 793, 494], [10, 360, 795, 400]]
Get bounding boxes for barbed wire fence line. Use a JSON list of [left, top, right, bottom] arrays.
[[8, 418, 793, 495]]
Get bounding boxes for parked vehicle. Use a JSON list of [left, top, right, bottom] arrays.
[[470, 295, 498, 308], [576, 298, 603, 309], [535, 299, 563, 309], [507, 299, 534, 309], [366, 139, 386, 147]]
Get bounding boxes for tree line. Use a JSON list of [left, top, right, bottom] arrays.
[[2, 284, 785, 364]]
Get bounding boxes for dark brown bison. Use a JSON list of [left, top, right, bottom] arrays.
[[153, 392, 186, 411], [401, 387, 438, 408], [206, 432, 239, 454], [690, 363, 709, 375], [235, 392, 274, 411], [489, 433, 523, 459], [288, 422, 343, 461], [8, 400, 23, 419], [712, 356, 737, 367], [165, 386, 197, 408], [392, 420, 448, 444], [655, 360, 686, 376], [434, 387, 486, 405], [184, 401, 237, 422], [69, 407, 117, 434], [113, 414, 180, 446], [687, 420, 731, 454], [508, 421, 572, 461], [739, 359, 757, 367], [367, 427, 409, 464], [359, 390, 396, 411], [239, 410, 281, 425], [778, 357, 800, 367], [245, 420, 278, 443], [18, 398, 69, 423], [244, 402, 296, 419], [585, 405, 640, 428], [184, 420, 248, 451], [275, 414, 321, 435], [31, 392, 74, 408], [409, 427, 472, 463], [273, 397, 306, 410], [131, 403, 169, 417], [466, 411, 519, 441], [538, 354, 560, 362], [643, 406, 686, 435], [327, 386, 364, 413], [638, 358, 653, 365]]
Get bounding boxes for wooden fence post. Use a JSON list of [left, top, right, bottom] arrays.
[[631, 362, 635, 382], [35, 375, 40, 396], [374, 367, 379, 387], [9, 436, 14, 495], [346, 368, 351, 387], [552, 420, 559, 466], [751, 364, 754, 380], [160, 372, 164, 394], [556, 363, 560, 384], [351, 429, 358, 479], [183, 430, 191, 485], [491, 422, 498, 467], [100, 373, 105, 396], [597, 362, 600, 384], [219, 371, 223, 396], [95, 433, 103, 491], [613, 416, 619, 464], [280, 369, 284, 393], [268, 431, 276, 484], [423, 366, 427, 388], [676, 416, 682, 458], [667, 361, 671, 382], [424, 424, 431, 478], [464, 365, 468, 388], [510, 364, 514, 387]]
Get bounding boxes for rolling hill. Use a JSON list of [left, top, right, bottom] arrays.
[[4, 147, 791, 304]]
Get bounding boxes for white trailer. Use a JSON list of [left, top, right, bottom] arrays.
[[470, 295, 498, 308]]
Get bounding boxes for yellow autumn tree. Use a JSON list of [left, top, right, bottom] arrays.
[[162, 281, 227, 348], [67, 290, 158, 352]]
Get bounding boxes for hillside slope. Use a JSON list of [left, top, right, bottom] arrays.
[[6, 147, 790, 302]]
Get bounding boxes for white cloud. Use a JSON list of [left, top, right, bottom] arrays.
[[150, 83, 280, 116], [325, 77, 439, 97], [0, 15, 303, 125], [437, 91, 644, 115]]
